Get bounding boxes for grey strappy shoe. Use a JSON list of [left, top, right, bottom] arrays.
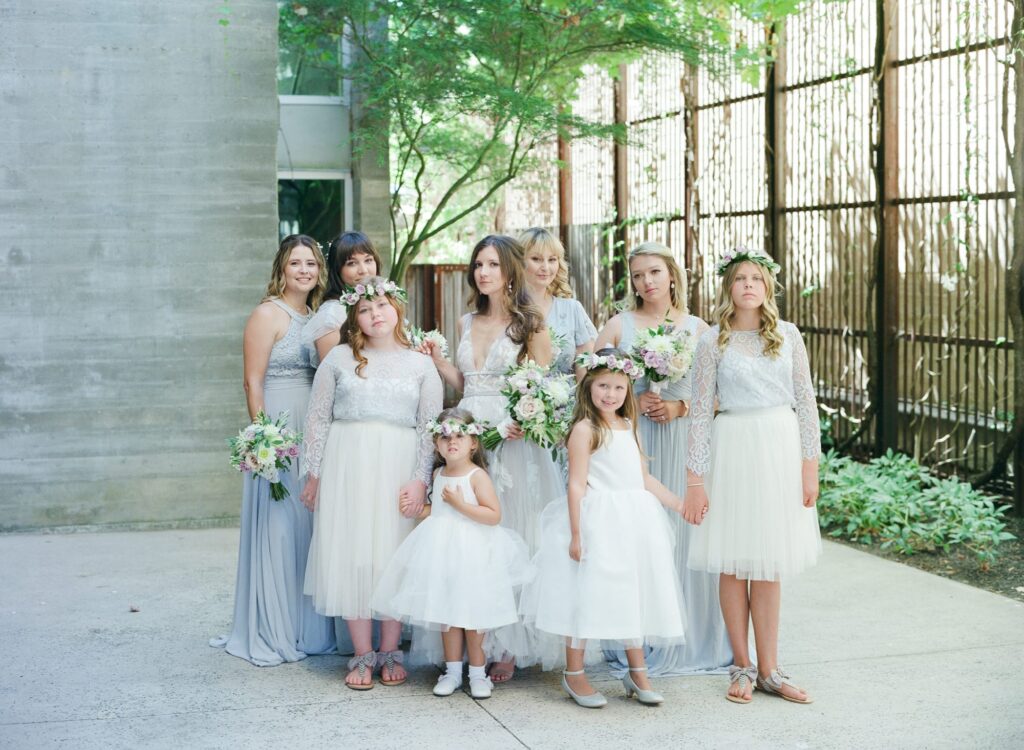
[[346, 651, 377, 691], [756, 666, 813, 704], [726, 665, 758, 704], [378, 649, 407, 686]]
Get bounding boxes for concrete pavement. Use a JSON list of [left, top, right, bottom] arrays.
[[1, 529, 1022, 749]]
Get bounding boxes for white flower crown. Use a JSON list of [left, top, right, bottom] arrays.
[[715, 247, 782, 277], [575, 352, 642, 380], [339, 280, 408, 306], [425, 418, 488, 437]]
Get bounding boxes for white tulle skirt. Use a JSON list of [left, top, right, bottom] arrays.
[[304, 420, 417, 618], [687, 406, 822, 581], [370, 512, 534, 632], [520, 490, 687, 670]]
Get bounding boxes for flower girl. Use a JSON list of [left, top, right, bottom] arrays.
[[371, 408, 533, 700], [300, 277, 443, 690], [683, 248, 821, 705], [521, 348, 688, 708]]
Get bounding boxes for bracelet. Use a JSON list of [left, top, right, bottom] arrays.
[[687, 482, 704, 487]]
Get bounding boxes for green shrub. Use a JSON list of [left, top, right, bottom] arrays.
[[817, 449, 1016, 565]]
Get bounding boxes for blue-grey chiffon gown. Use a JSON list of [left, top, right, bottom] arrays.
[[211, 298, 336, 666], [610, 311, 732, 676]]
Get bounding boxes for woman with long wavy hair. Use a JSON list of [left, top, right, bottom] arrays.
[[422, 234, 558, 682], [211, 234, 336, 666]]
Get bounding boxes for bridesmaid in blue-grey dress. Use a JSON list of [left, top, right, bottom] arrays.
[[519, 228, 596, 381], [596, 241, 732, 676], [211, 234, 336, 666]]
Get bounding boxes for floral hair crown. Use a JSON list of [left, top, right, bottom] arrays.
[[715, 247, 781, 278], [339, 280, 408, 306], [575, 352, 642, 380], [426, 418, 488, 437]]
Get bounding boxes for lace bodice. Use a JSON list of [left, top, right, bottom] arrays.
[[547, 297, 597, 375], [301, 345, 443, 482], [586, 426, 644, 493], [456, 313, 521, 424], [687, 322, 821, 475], [265, 298, 315, 382], [619, 312, 702, 400], [300, 299, 347, 367]]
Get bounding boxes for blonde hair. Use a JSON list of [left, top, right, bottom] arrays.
[[342, 276, 411, 376], [431, 407, 488, 471], [518, 227, 574, 299], [262, 234, 326, 310], [713, 260, 785, 358], [624, 241, 688, 315], [571, 347, 642, 453]]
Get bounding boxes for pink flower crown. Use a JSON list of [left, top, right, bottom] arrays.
[[425, 418, 488, 437], [575, 352, 642, 380], [715, 247, 781, 277], [339, 280, 408, 306]]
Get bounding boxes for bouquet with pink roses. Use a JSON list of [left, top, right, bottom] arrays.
[[228, 411, 302, 500]]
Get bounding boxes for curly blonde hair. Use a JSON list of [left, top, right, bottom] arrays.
[[262, 234, 326, 310], [713, 260, 785, 358], [342, 276, 411, 377], [624, 242, 688, 316], [518, 227, 574, 299]]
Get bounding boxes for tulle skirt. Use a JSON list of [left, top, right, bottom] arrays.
[[520, 490, 687, 670], [371, 513, 534, 632], [687, 407, 822, 581], [304, 420, 417, 618], [211, 377, 335, 665]]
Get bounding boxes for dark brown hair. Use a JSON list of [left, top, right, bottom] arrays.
[[325, 231, 382, 301]]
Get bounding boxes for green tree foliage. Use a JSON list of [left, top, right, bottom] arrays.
[[281, 1, 806, 278]]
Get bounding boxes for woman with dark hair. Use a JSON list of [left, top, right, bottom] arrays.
[[211, 234, 336, 666], [422, 234, 559, 682], [301, 231, 382, 364]]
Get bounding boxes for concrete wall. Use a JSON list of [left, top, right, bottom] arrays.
[[0, 2, 279, 530]]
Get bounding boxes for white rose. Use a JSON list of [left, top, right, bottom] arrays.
[[514, 395, 545, 423]]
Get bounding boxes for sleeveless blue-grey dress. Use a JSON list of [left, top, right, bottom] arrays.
[[211, 298, 336, 666]]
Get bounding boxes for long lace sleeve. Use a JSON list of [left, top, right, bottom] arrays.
[[686, 329, 720, 476], [301, 359, 338, 478], [413, 360, 444, 484], [788, 323, 822, 460]]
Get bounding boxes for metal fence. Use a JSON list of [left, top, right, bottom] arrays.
[[409, 0, 1021, 507]]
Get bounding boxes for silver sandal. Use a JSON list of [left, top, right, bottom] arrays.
[[726, 665, 757, 704], [378, 650, 407, 686], [345, 651, 377, 691], [755, 666, 813, 704]]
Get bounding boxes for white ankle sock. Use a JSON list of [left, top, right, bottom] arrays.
[[445, 661, 463, 680], [468, 664, 486, 681]]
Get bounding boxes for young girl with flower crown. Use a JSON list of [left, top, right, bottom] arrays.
[[300, 277, 443, 690], [521, 348, 688, 709], [371, 408, 534, 700], [683, 248, 821, 705]]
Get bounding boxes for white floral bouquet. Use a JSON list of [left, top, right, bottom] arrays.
[[481, 361, 575, 452], [228, 411, 301, 501], [629, 323, 696, 395], [406, 324, 449, 357]]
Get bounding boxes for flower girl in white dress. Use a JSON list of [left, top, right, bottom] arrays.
[[521, 349, 688, 708], [371, 408, 533, 700], [300, 278, 443, 690], [683, 249, 821, 705]]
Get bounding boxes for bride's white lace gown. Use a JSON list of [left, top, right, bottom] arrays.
[[301, 345, 443, 619]]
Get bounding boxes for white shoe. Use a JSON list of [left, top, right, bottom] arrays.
[[469, 676, 493, 700], [433, 672, 463, 697]]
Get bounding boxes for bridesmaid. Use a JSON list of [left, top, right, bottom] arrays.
[[301, 231, 381, 364], [518, 227, 596, 381], [211, 234, 336, 666], [595, 241, 732, 676], [422, 234, 558, 682]]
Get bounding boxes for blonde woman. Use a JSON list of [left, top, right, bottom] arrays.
[[212, 234, 336, 666], [683, 248, 821, 705], [595, 241, 731, 676], [519, 228, 596, 381]]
